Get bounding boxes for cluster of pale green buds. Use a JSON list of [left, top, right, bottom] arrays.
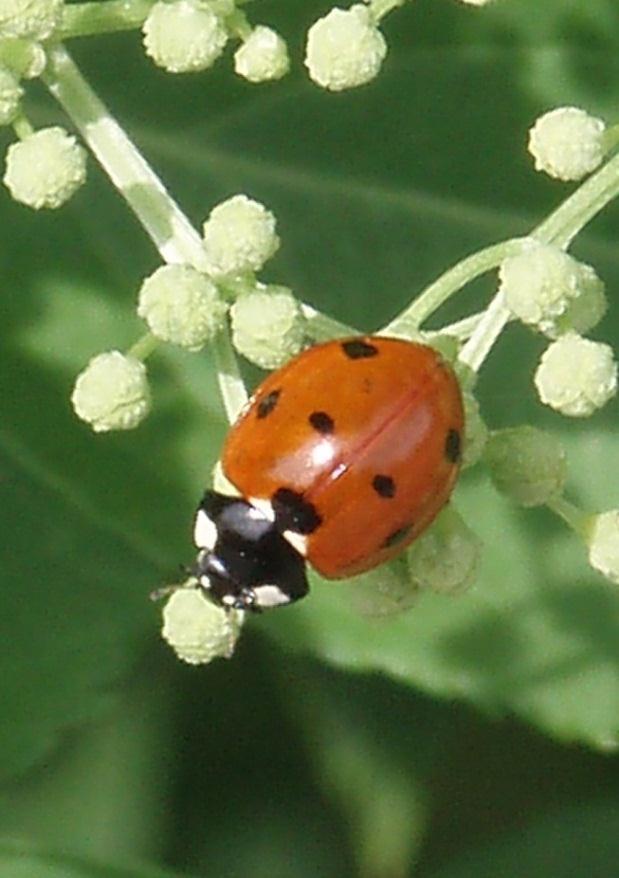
[[471, 103, 619, 600], [499, 242, 617, 418], [142, 0, 289, 83], [0, 0, 87, 208], [0, 0, 507, 219], [71, 193, 306, 432], [492, 108, 617, 419]]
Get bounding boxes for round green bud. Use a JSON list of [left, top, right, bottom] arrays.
[[230, 284, 306, 369], [162, 583, 243, 664], [0, 66, 22, 124], [234, 25, 290, 83], [0, 0, 63, 39], [142, 0, 227, 73], [585, 510, 619, 585], [202, 194, 280, 278], [3, 126, 87, 209], [500, 244, 606, 338], [485, 425, 566, 507], [304, 5, 387, 92], [407, 506, 481, 595], [528, 107, 606, 182], [534, 333, 618, 417], [71, 350, 151, 432], [461, 392, 487, 469], [340, 559, 419, 618], [3, 38, 47, 78], [137, 263, 227, 350]]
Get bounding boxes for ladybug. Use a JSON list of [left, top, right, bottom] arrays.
[[193, 336, 464, 611]]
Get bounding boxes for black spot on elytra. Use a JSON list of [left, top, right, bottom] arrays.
[[309, 411, 335, 434], [341, 339, 379, 360], [445, 428, 461, 463], [372, 474, 396, 498], [256, 389, 281, 419], [272, 487, 322, 535], [383, 523, 413, 549]]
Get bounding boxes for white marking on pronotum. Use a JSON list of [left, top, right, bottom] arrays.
[[283, 530, 309, 557], [193, 509, 218, 550], [253, 584, 291, 608], [249, 497, 276, 522]]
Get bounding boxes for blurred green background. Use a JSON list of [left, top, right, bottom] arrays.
[[2, 0, 619, 875]]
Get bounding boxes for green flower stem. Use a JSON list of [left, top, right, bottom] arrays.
[[382, 238, 528, 337], [58, 0, 154, 39], [12, 113, 34, 140], [387, 143, 619, 372], [43, 43, 248, 421], [225, 8, 252, 40], [458, 290, 510, 373], [546, 495, 590, 538], [127, 332, 159, 361], [534, 149, 619, 248], [212, 329, 250, 423], [301, 304, 356, 342], [427, 312, 484, 342], [370, 0, 406, 22]]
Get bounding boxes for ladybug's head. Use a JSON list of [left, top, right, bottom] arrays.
[[193, 491, 309, 612]]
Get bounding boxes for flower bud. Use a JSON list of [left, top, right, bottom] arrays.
[[230, 285, 305, 369], [485, 425, 566, 507], [341, 559, 419, 618], [500, 244, 606, 338], [137, 264, 227, 350], [528, 107, 606, 181], [202, 194, 279, 278], [162, 584, 243, 664], [71, 351, 151, 432], [305, 5, 387, 92], [0, 0, 63, 40], [0, 38, 47, 78], [3, 126, 87, 209], [534, 333, 618, 417], [143, 0, 227, 73], [234, 25, 289, 83], [407, 506, 481, 595]]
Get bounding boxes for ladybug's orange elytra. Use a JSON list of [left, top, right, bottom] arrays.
[[224, 335, 464, 578]]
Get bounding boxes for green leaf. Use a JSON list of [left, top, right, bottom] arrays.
[[0, 840, 190, 878], [277, 665, 453, 878], [423, 798, 619, 878]]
